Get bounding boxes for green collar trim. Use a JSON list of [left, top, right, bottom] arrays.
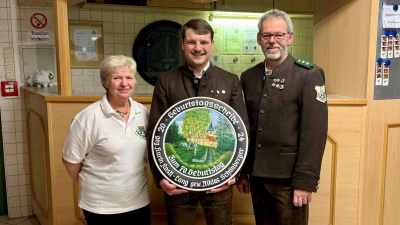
[[295, 58, 314, 69]]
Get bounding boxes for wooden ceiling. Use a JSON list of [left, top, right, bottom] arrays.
[[17, 0, 85, 7]]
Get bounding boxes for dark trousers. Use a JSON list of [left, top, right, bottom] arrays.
[[83, 204, 150, 225], [164, 186, 233, 225], [250, 176, 308, 225]]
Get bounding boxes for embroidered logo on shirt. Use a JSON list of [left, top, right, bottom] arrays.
[[315, 85, 327, 103], [135, 126, 146, 140]]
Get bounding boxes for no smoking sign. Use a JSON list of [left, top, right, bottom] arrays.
[[30, 13, 47, 29]]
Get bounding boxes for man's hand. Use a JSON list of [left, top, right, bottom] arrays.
[[293, 188, 312, 207], [206, 178, 236, 194], [160, 179, 189, 196], [236, 174, 250, 194]]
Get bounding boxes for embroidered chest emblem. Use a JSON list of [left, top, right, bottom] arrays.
[[135, 126, 146, 140], [315, 85, 327, 103]]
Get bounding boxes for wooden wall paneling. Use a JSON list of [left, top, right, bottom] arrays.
[[216, 0, 273, 12], [330, 105, 363, 224], [363, 2, 400, 223], [313, 0, 400, 225], [47, 102, 91, 224], [25, 94, 53, 225], [358, 104, 368, 225], [232, 188, 254, 216], [364, 4, 400, 218], [27, 110, 51, 224], [274, 0, 314, 13], [73, 183, 86, 223], [361, 100, 400, 225], [380, 123, 400, 225], [314, 0, 371, 98], [148, 165, 168, 215], [309, 135, 337, 225], [314, 0, 353, 23]]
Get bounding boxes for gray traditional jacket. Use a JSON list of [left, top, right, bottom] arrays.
[[240, 55, 328, 192]]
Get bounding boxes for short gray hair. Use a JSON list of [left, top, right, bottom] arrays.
[[258, 9, 293, 34], [99, 55, 138, 89]]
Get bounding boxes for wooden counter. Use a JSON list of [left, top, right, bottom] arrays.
[[23, 86, 367, 225]]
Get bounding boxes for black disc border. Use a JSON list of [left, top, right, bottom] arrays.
[[151, 97, 248, 191]]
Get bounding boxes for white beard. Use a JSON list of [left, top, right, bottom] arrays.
[[264, 45, 287, 61]]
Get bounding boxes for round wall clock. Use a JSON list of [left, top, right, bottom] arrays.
[[132, 20, 185, 86], [151, 97, 248, 191]]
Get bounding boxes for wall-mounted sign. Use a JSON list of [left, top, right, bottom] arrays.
[[151, 97, 248, 191], [30, 13, 47, 29], [132, 20, 185, 86], [27, 11, 53, 44]]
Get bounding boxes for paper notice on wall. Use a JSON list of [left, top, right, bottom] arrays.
[[74, 29, 99, 61], [387, 35, 394, 58], [382, 62, 390, 86], [380, 35, 388, 58], [222, 55, 242, 76], [394, 34, 400, 58], [375, 62, 382, 85], [382, 4, 400, 28], [222, 27, 243, 54], [210, 54, 222, 68], [242, 28, 259, 55], [212, 26, 223, 54]]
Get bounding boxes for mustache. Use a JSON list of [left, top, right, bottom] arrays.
[[266, 44, 281, 49]]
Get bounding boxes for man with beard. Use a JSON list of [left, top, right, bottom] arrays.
[[236, 9, 328, 225]]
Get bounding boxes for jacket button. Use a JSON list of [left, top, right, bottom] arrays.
[[263, 94, 267, 98], [257, 144, 261, 148], [260, 110, 265, 114], [258, 127, 263, 131]]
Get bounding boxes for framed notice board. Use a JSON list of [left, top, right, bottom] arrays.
[[69, 21, 104, 68], [374, 0, 400, 99]]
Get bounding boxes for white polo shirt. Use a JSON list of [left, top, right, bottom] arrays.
[[62, 95, 150, 214]]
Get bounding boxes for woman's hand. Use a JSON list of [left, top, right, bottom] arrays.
[[62, 158, 82, 183]]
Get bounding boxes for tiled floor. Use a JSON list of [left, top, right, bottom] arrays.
[[0, 216, 40, 225]]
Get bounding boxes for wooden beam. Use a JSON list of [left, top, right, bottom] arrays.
[[53, 0, 72, 95]]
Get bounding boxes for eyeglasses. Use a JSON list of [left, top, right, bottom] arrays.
[[259, 33, 287, 41]]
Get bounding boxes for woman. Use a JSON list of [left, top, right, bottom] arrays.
[[62, 55, 150, 225]]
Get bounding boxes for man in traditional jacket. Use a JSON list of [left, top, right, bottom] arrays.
[[146, 18, 249, 225], [237, 9, 328, 225]]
